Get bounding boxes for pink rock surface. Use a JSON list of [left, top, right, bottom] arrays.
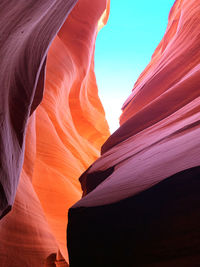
[[1, 0, 200, 265], [68, 0, 200, 265], [75, 0, 200, 208]]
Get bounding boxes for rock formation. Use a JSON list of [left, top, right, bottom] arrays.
[[67, 0, 200, 266], [1, 0, 200, 266], [0, 0, 109, 266]]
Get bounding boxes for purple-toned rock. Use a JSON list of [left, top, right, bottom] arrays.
[[0, 0, 77, 218]]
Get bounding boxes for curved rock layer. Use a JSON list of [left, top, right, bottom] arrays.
[[68, 0, 200, 266], [0, 0, 78, 219], [0, 0, 110, 266]]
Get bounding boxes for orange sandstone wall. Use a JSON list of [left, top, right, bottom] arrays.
[[32, 0, 110, 261], [0, 0, 110, 266]]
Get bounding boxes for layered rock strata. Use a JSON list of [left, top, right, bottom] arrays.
[[0, 0, 109, 266], [68, 0, 200, 266]]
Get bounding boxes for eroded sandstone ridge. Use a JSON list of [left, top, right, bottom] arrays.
[[68, 0, 200, 266], [0, 0, 109, 266], [1, 0, 200, 266]]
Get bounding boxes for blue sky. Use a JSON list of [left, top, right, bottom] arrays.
[[95, 0, 175, 133]]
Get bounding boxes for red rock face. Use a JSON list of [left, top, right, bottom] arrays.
[[1, 0, 200, 266], [31, 0, 110, 261], [0, 0, 109, 266], [68, 0, 200, 266]]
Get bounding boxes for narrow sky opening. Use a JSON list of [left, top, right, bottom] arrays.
[[95, 0, 175, 133]]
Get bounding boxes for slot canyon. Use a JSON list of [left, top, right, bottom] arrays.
[[0, 0, 200, 266]]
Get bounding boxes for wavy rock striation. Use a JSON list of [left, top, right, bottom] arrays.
[[0, 0, 77, 220], [68, 0, 200, 266], [0, 0, 109, 266]]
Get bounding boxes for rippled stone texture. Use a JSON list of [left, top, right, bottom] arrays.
[[0, 0, 109, 266], [68, 0, 200, 266], [0, 0, 78, 220]]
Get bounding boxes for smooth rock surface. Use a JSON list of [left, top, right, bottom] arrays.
[[68, 0, 200, 265], [0, 0, 110, 265]]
